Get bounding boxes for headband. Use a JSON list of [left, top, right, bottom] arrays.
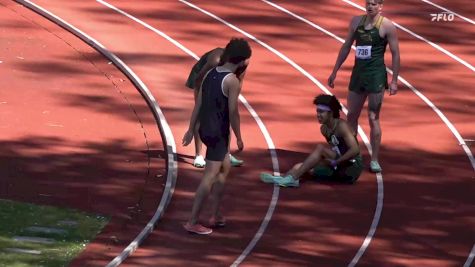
[[316, 104, 332, 112]]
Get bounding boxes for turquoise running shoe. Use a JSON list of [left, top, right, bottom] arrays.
[[369, 161, 382, 173], [230, 154, 244, 167], [277, 175, 299, 188], [260, 173, 283, 184]]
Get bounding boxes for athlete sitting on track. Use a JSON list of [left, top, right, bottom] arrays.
[[261, 95, 363, 187]]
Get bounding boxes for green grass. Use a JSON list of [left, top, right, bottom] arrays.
[[0, 199, 109, 267]]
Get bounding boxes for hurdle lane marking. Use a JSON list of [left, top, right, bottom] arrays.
[[340, 0, 475, 73], [13, 1, 178, 267], [263, 1, 475, 266], [179, 1, 384, 266], [421, 0, 475, 26], [96, 0, 282, 265]]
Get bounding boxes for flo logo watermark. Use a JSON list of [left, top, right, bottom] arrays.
[[430, 12, 455, 22]]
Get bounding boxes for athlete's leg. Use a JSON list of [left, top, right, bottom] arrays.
[[287, 144, 336, 180], [367, 91, 384, 170], [347, 90, 368, 133], [209, 152, 231, 222], [188, 160, 222, 225]]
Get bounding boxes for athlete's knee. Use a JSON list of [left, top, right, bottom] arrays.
[[368, 112, 380, 127], [220, 155, 231, 171], [200, 174, 216, 190], [313, 144, 325, 153], [309, 144, 324, 158]]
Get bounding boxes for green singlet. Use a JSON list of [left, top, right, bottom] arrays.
[[311, 120, 363, 184], [349, 15, 388, 94]]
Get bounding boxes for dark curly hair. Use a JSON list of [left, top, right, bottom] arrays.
[[221, 38, 252, 64], [313, 94, 342, 118]]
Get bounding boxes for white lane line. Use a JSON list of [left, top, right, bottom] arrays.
[[263, 0, 475, 173], [265, 0, 475, 172], [464, 244, 475, 267], [96, 1, 282, 266], [341, 0, 475, 73], [263, 1, 475, 265], [179, 1, 384, 266], [421, 0, 475, 26], [13, 1, 178, 267]]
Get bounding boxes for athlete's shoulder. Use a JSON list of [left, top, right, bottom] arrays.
[[349, 15, 364, 31], [380, 17, 397, 38], [208, 47, 224, 58], [224, 72, 239, 86], [352, 15, 366, 21], [336, 119, 352, 134], [381, 17, 396, 30], [350, 15, 364, 25]]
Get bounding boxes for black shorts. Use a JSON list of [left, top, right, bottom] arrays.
[[200, 135, 229, 161]]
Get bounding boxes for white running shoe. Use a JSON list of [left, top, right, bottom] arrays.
[[193, 155, 206, 168]]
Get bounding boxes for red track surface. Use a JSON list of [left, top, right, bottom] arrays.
[[0, 1, 166, 266], [3, 0, 474, 266]]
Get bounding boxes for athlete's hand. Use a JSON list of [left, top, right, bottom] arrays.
[[328, 72, 337, 88], [326, 158, 338, 170], [182, 130, 194, 146], [236, 138, 244, 151], [389, 82, 398, 95]]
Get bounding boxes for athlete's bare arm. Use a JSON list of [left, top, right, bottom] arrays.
[[194, 49, 223, 90], [334, 121, 360, 164], [224, 74, 243, 151], [383, 19, 400, 95], [328, 16, 361, 88], [183, 84, 203, 146]]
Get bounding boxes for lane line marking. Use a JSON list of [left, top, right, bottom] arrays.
[[97, 0, 282, 266], [464, 244, 475, 267], [13, 1, 178, 267], [264, 2, 475, 265], [179, 1, 384, 266]]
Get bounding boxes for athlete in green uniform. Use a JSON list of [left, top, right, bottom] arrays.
[[260, 95, 363, 187], [328, 0, 400, 173]]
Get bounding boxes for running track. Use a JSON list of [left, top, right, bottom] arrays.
[[2, 0, 474, 266]]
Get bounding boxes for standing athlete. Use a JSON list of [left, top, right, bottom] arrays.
[[185, 44, 246, 168], [182, 38, 252, 234], [328, 0, 400, 172]]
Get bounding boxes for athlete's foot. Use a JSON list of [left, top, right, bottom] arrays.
[[277, 175, 300, 188], [208, 215, 226, 228], [193, 155, 206, 168], [183, 222, 212, 235], [369, 161, 382, 173], [260, 173, 284, 184], [229, 154, 244, 167]]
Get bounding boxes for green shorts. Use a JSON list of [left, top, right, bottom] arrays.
[[349, 67, 388, 94], [311, 155, 363, 184]]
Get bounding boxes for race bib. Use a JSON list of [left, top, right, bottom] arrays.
[[356, 45, 372, 59]]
